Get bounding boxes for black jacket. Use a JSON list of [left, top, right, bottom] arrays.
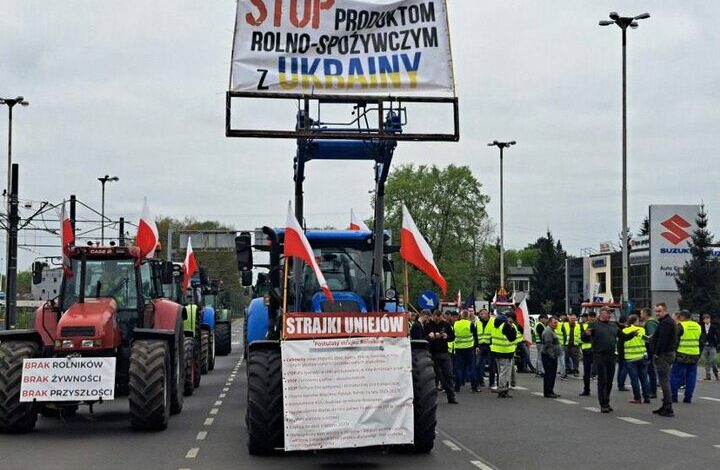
[[701, 323, 719, 349], [651, 315, 678, 355], [410, 321, 425, 340], [425, 320, 455, 354]]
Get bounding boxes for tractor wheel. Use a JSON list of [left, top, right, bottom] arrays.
[[192, 339, 201, 388], [183, 337, 195, 396], [200, 330, 210, 374], [246, 348, 284, 455], [409, 348, 437, 453], [0, 341, 39, 433], [170, 331, 184, 416], [215, 322, 232, 356], [243, 314, 249, 359], [208, 334, 216, 371], [129, 339, 171, 431]]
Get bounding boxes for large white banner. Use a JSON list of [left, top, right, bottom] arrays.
[[281, 336, 413, 451], [20, 358, 116, 402], [649, 205, 700, 291], [231, 0, 455, 96]]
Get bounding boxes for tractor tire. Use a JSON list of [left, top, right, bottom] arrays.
[[170, 331, 184, 416], [200, 330, 210, 375], [246, 349, 284, 455], [192, 339, 201, 389], [215, 322, 232, 356], [129, 339, 171, 431], [208, 334, 216, 371], [243, 314, 249, 359], [0, 341, 39, 433], [183, 337, 195, 396], [409, 348, 437, 453]]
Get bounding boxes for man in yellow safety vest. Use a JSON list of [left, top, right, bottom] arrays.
[[490, 312, 518, 398], [623, 314, 651, 404], [670, 310, 702, 404]]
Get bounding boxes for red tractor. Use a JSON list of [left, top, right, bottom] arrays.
[[0, 245, 186, 432]]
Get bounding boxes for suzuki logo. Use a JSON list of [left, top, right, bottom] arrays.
[[660, 215, 691, 245]]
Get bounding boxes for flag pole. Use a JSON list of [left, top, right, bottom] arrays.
[[403, 260, 410, 312], [282, 257, 289, 340]]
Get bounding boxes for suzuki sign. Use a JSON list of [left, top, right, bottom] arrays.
[[649, 205, 700, 291]]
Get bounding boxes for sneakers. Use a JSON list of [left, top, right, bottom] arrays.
[[544, 393, 561, 398], [600, 406, 611, 413], [658, 409, 674, 417], [643, 398, 651, 404], [652, 407, 665, 414], [628, 399, 642, 404], [448, 397, 459, 404], [559, 376, 569, 381], [579, 391, 590, 396], [472, 388, 481, 393]]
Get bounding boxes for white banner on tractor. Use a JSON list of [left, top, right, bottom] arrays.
[[281, 336, 413, 451], [20, 358, 116, 402], [231, 0, 455, 96]]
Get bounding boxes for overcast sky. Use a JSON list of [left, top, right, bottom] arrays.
[[1, 0, 719, 268]]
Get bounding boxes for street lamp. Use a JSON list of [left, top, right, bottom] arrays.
[[1, 96, 29, 330], [98, 175, 119, 244], [487, 140, 516, 290], [600, 12, 650, 308]]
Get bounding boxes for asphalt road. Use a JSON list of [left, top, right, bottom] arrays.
[[1, 329, 719, 470]]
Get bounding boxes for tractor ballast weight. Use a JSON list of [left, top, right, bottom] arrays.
[[0, 246, 186, 433]]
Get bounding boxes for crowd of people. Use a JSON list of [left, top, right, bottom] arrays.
[[408, 303, 720, 417]]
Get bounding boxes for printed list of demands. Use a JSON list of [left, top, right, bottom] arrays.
[[281, 338, 413, 451]]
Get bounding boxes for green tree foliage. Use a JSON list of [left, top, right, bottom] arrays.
[[528, 231, 566, 314], [382, 164, 491, 306], [676, 205, 720, 319]]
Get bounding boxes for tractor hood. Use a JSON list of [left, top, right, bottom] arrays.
[[57, 298, 117, 339]]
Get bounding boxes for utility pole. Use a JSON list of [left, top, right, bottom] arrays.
[[5, 164, 18, 329], [487, 140, 516, 290]]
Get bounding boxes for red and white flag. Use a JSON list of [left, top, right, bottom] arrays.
[[515, 297, 533, 344], [284, 202, 334, 303], [400, 205, 447, 295], [60, 202, 74, 277], [136, 198, 159, 259], [182, 237, 198, 290], [456, 290, 462, 308], [349, 209, 370, 231]]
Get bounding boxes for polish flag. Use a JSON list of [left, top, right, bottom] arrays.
[[183, 237, 198, 290], [492, 291, 498, 316], [349, 209, 370, 231], [400, 205, 447, 295], [515, 297, 533, 344], [60, 202, 74, 277], [456, 290, 462, 308], [284, 202, 334, 302], [136, 198, 159, 259]]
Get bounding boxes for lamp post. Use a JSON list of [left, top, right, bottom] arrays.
[[98, 175, 119, 244], [600, 12, 650, 308], [1, 96, 29, 330], [487, 140, 516, 290]]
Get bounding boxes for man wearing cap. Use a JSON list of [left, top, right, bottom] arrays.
[[425, 310, 458, 404]]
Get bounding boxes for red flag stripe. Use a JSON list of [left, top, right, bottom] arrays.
[[399, 206, 447, 295]]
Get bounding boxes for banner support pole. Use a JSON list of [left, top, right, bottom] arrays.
[[403, 260, 410, 312], [282, 257, 289, 340]]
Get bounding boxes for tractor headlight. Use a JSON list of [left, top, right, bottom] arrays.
[[81, 339, 102, 348], [62, 340, 74, 349]]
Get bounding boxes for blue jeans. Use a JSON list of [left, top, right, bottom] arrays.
[[617, 357, 627, 388], [475, 345, 493, 386], [626, 357, 651, 401], [671, 361, 698, 402], [454, 348, 477, 390]]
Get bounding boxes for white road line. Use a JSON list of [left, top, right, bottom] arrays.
[[583, 407, 601, 413], [713, 444, 720, 449], [617, 417, 650, 425], [210, 408, 219, 415], [225, 383, 232, 387], [531, 392, 544, 397], [442, 439, 462, 451], [185, 448, 199, 459], [219, 393, 226, 398], [223, 387, 230, 392], [555, 398, 578, 405], [511, 386, 528, 390], [471, 461, 495, 470], [699, 396, 720, 402], [204, 418, 214, 426], [214, 400, 223, 406], [660, 429, 696, 438], [232, 342, 241, 345], [436, 428, 498, 470], [196, 431, 207, 441]]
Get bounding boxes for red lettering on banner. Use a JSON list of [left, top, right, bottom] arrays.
[[245, 0, 335, 29], [23, 376, 48, 383]]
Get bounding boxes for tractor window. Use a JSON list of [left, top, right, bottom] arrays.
[[61, 258, 139, 310], [300, 248, 373, 310], [140, 263, 155, 299]]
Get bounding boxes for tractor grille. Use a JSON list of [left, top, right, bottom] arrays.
[[61, 326, 96, 337]]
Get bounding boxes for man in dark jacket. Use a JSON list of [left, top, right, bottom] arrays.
[[649, 303, 677, 417], [425, 310, 458, 404], [410, 310, 429, 340], [700, 313, 719, 381]]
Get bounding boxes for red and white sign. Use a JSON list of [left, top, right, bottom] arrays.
[[281, 337, 413, 451], [20, 358, 116, 402], [649, 205, 700, 291], [284, 312, 407, 339]]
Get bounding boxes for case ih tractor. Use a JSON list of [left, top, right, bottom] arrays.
[[0, 246, 186, 432]]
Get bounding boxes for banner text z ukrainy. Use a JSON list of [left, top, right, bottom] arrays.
[[284, 312, 408, 339], [231, 0, 455, 96]]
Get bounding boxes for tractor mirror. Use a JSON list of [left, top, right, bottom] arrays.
[[32, 261, 46, 285], [161, 261, 174, 284], [235, 232, 253, 273], [241, 270, 253, 287]]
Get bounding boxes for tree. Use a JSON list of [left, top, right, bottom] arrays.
[[382, 164, 491, 305], [676, 205, 720, 318], [639, 216, 650, 237], [528, 231, 566, 314]]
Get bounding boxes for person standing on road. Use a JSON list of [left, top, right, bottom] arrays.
[[640, 307, 659, 398], [579, 315, 594, 396], [453, 309, 479, 393], [563, 314, 582, 376], [411, 310, 429, 340], [671, 310, 701, 404], [650, 303, 677, 417], [426, 311, 458, 404], [475, 309, 494, 388], [556, 313, 568, 379], [534, 314, 549, 377], [700, 313, 719, 381], [616, 316, 629, 392], [541, 317, 562, 398], [583, 307, 620, 413], [623, 314, 651, 404], [490, 313, 518, 398]]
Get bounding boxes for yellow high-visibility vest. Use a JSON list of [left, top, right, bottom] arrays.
[[580, 323, 592, 350], [677, 320, 701, 356], [562, 322, 582, 347], [454, 319, 474, 350], [490, 322, 517, 354], [477, 320, 492, 345], [622, 325, 647, 361]]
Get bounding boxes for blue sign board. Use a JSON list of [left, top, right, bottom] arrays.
[[418, 290, 439, 310]]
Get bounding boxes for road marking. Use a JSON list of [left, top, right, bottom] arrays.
[[225, 383, 232, 387], [204, 418, 214, 426], [196, 431, 207, 441], [214, 400, 223, 406], [185, 448, 199, 459], [219, 393, 226, 398], [555, 398, 578, 405], [699, 396, 720, 402], [442, 439, 461, 451], [210, 408, 219, 415], [583, 407, 601, 413], [511, 386, 528, 390], [223, 388, 230, 392], [436, 428, 498, 470], [531, 392, 544, 397], [228, 378, 234, 382], [713, 444, 720, 449], [660, 429, 696, 438], [618, 417, 650, 425], [232, 341, 241, 345], [471, 461, 495, 470]]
